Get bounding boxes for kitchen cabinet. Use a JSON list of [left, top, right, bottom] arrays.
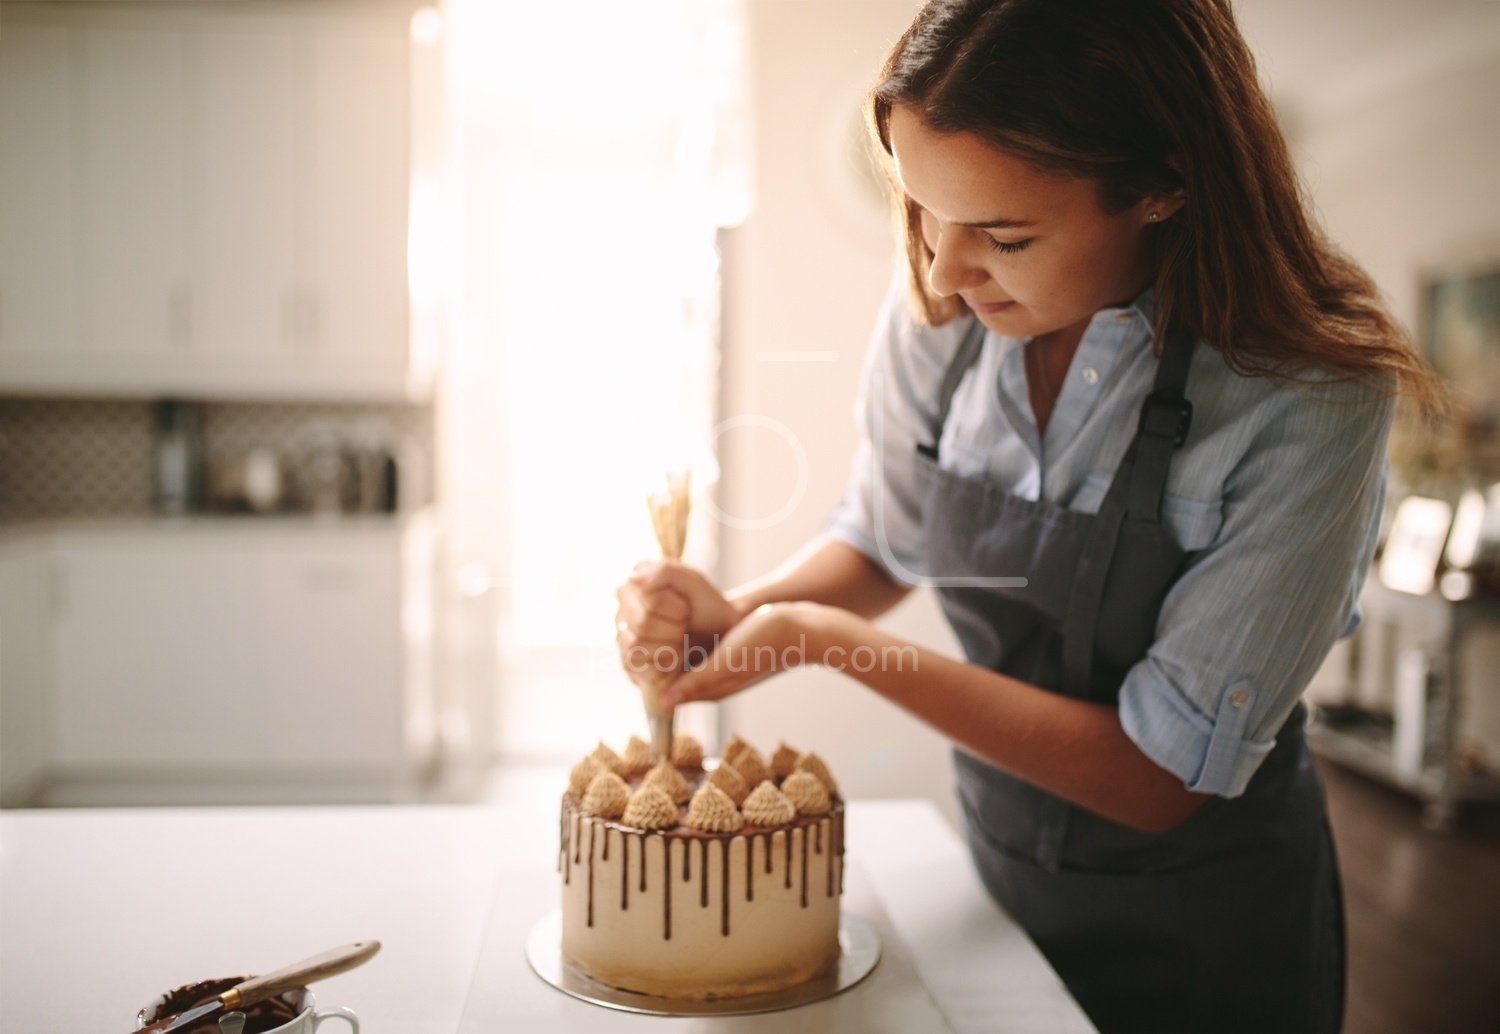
[[0, 515, 437, 805], [0, 2, 433, 401], [0, 540, 55, 807], [0, 17, 78, 374], [194, 14, 305, 373], [78, 14, 194, 365]]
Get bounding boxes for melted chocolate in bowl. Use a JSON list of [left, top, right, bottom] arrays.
[[136, 977, 304, 1034]]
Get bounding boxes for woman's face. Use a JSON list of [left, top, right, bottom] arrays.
[[887, 103, 1172, 342]]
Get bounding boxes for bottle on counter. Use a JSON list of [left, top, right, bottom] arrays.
[[153, 399, 204, 515]]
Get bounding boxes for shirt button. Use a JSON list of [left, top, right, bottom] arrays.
[[1230, 688, 1250, 708], [1081, 366, 1099, 385]]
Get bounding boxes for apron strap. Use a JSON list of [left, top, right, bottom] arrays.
[[1059, 326, 1196, 700], [1038, 326, 1194, 869], [916, 317, 987, 462]]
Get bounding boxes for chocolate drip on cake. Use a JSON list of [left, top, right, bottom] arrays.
[[640, 835, 648, 892], [683, 833, 692, 881], [560, 811, 571, 884], [831, 811, 842, 897], [602, 825, 610, 862], [662, 836, 672, 940], [745, 835, 755, 902], [800, 826, 810, 908], [764, 831, 774, 874], [784, 827, 793, 889], [620, 831, 629, 910], [720, 838, 731, 936], [699, 840, 710, 908], [836, 809, 845, 895], [814, 822, 822, 855], [587, 819, 596, 928]]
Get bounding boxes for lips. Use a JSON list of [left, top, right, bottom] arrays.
[[968, 299, 1016, 315]]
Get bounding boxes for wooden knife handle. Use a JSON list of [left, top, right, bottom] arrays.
[[223, 940, 381, 1009]]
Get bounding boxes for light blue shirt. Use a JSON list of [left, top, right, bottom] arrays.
[[825, 276, 1395, 798]]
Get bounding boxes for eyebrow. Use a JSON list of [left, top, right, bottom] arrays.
[[958, 216, 1037, 229]]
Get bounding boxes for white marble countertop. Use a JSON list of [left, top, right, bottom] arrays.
[[0, 800, 1091, 1033]]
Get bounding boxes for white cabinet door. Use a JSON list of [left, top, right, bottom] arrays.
[[259, 536, 404, 770], [0, 542, 56, 806], [0, 18, 79, 377], [77, 20, 193, 363], [195, 16, 307, 373], [310, 18, 411, 388], [51, 535, 265, 770], [0, 4, 424, 400], [47, 524, 414, 792]]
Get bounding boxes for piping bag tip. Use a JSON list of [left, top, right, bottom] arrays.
[[646, 709, 675, 761]]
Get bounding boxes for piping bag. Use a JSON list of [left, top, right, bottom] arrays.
[[644, 470, 690, 760]]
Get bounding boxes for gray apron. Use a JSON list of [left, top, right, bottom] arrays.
[[916, 319, 1345, 1033]]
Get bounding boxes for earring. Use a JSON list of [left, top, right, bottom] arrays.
[[1148, 212, 1161, 222]]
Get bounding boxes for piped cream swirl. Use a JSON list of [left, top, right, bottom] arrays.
[[568, 756, 604, 796], [686, 783, 745, 833], [620, 734, 655, 777], [781, 771, 831, 815], [770, 742, 800, 781], [621, 785, 678, 830], [793, 752, 839, 797], [708, 763, 749, 805], [671, 733, 704, 768], [724, 743, 771, 788], [742, 780, 797, 826], [642, 758, 691, 804], [582, 771, 629, 819]]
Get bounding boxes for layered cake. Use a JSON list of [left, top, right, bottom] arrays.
[[558, 733, 845, 999]]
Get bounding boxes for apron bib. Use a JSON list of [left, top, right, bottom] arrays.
[[917, 319, 1345, 1033]]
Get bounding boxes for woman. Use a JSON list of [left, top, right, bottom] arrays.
[[614, 1, 1442, 1030]]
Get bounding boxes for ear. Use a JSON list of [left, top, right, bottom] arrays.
[[1140, 191, 1186, 226]]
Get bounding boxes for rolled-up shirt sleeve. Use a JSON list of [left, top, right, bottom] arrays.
[[1118, 377, 1396, 798], [824, 277, 964, 583]]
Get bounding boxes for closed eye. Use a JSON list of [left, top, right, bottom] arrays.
[[985, 237, 1033, 255]]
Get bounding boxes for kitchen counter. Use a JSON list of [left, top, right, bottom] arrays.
[[0, 800, 1092, 1033], [0, 508, 433, 543]]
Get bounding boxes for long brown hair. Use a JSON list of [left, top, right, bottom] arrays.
[[869, 0, 1445, 416]]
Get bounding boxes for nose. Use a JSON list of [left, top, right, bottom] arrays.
[[925, 223, 988, 298]]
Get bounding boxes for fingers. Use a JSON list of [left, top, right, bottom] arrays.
[[630, 559, 702, 596], [615, 586, 689, 641], [659, 668, 734, 709]]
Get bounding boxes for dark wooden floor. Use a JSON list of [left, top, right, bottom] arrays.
[[1318, 758, 1500, 1033]]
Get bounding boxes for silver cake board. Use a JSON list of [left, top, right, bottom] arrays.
[[524, 910, 880, 1018], [456, 859, 957, 1032]]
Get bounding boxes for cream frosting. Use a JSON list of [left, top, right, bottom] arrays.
[[621, 785, 678, 830], [721, 733, 752, 761], [568, 756, 605, 796], [770, 742, 800, 781], [725, 744, 771, 788], [686, 783, 745, 833], [642, 758, 692, 804], [781, 771, 831, 815], [708, 763, 749, 805], [583, 771, 630, 819], [671, 732, 705, 768], [793, 752, 839, 797], [621, 735, 656, 776], [741, 780, 797, 826], [589, 741, 625, 774]]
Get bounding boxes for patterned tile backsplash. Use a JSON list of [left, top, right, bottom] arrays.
[[0, 396, 436, 522]]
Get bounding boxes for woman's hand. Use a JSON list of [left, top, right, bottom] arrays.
[[658, 601, 834, 708], [614, 560, 742, 692]]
